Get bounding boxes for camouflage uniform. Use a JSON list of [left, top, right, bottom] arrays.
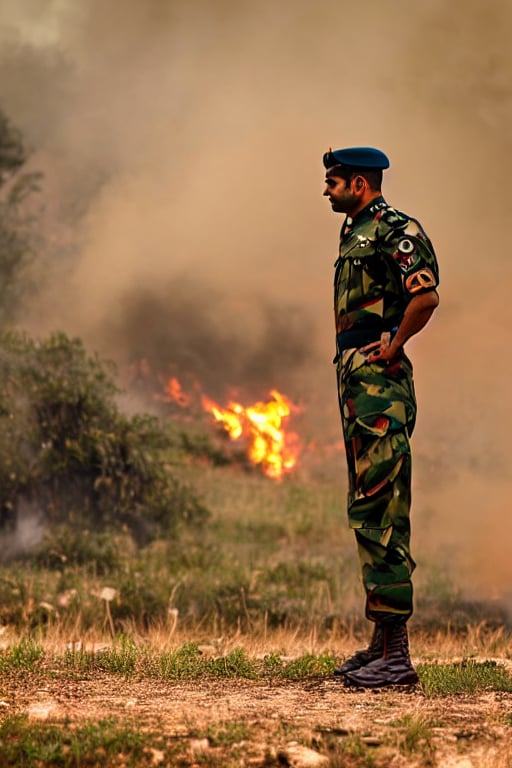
[[334, 196, 439, 623]]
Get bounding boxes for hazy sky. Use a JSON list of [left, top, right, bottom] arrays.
[[1, 0, 512, 601]]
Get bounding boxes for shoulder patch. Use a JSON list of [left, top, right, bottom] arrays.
[[405, 268, 437, 294], [398, 238, 415, 254], [393, 236, 421, 272]]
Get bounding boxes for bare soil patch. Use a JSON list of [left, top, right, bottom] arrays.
[[4, 671, 512, 766]]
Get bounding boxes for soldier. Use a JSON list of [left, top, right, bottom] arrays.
[[323, 147, 439, 687]]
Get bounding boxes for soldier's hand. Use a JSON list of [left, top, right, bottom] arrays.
[[361, 333, 402, 365]]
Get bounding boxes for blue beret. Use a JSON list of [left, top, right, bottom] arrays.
[[323, 146, 390, 170]]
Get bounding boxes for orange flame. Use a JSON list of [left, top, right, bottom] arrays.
[[201, 388, 300, 479], [164, 377, 192, 407]]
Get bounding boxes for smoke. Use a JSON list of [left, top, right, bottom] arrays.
[[1, 0, 512, 598], [0, 500, 44, 562], [108, 274, 318, 401]]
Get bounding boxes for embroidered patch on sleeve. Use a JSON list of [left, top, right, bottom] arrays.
[[393, 237, 421, 272], [405, 268, 437, 293]]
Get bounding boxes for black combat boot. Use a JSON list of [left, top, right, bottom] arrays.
[[333, 622, 384, 676], [343, 622, 418, 687]]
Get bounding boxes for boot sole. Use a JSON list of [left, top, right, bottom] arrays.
[[344, 671, 419, 688]]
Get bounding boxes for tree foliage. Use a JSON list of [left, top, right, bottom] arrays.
[[0, 330, 209, 552], [0, 109, 43, 323]]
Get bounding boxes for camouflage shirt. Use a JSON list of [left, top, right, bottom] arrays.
[[334, 196, 439, 341]]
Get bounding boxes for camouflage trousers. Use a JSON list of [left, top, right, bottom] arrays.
[[336, 348, 417, 624]]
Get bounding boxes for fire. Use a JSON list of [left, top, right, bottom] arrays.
[[158, 370, 302, 479], [164, 377, 191, 407], [201, 388, 300, 479]]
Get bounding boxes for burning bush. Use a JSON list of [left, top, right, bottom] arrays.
[[0, 330, 209, 553]]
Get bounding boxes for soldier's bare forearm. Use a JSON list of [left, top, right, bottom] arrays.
[[390, 290, 439, 355]]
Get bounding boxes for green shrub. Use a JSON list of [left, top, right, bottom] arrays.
[[0, 331, 209, 549], [34, 526, 127, 574]]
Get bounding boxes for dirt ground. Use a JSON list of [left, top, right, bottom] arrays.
[[5, 669, 512, 767]]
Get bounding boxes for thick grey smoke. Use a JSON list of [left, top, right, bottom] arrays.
[[108, 275, 318, 402], [1, 0, 512, 599]]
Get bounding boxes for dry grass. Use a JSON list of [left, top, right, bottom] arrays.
[[1, 455, 512, 765], [1, 619, 511, 667], [1, 632, 512, 768]]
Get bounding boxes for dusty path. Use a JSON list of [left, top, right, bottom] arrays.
[[5, 674, 512, 766]]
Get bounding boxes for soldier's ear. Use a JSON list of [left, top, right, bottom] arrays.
[[355, 176, 364, 190]]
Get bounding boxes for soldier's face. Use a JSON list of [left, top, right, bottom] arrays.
[[323, 174, 358, 214]]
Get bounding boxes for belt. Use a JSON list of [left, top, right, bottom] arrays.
[[336, 325, 398, 353]]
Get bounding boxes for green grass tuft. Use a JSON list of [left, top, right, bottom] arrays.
[[0, 640, 44, 673], [418, 659, 512, 696], [64, 637, 140, 677], [198, 721, 252, 747], [0, 715, 152, 767], [391, 714, 436, 759], [278, 652, 336, 679]]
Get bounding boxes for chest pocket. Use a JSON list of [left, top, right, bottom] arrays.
[[336, 236, 389, 305]]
